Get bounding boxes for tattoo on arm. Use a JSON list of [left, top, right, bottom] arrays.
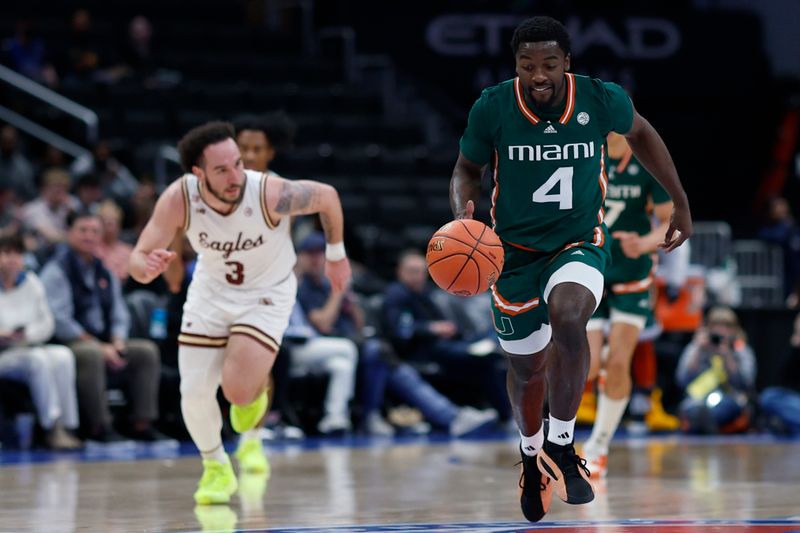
[[275, 181, 317, 214]]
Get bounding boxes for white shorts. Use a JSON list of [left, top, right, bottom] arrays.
[[178, 273, 297, 353]]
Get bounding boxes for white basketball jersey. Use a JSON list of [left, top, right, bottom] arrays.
[[181, 169, 296, 292]]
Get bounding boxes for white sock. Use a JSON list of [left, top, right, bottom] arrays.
[[547, 415, 576, 446], [201, 444, 229, 464], [586, 393, 629, 454], [240, 429, 261, 442], [520, 423, 544, 457]]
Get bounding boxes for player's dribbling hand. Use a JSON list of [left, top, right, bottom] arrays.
[[144, 249, 177, 277], [661, 203, 693, 252], [325, 257, 352, 293]]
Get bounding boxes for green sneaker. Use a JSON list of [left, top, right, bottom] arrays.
[[193, 504, 237, 532], [230, 390, 268, 433], [235, 437, 270, 475], [238, 472, 270, 514], [193, 459, 238, 505]]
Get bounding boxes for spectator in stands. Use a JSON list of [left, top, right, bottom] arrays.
[[59, 8, 103, 85], [31, 146, 69, 186], [758, 196, 800, 306], [95, 200, 132, 284], [40, 145, 67, 171], [283, 300, 357, 435], [0, 125, 36, 201], [758, 313, 800, 436], [0, 182, 22, 239], [121, 179, 157, 244], [381, 249, 509, 420], [21, 168, 77, 255], [1, 19, 59, 87], [39, 210, 164, 443], [72, 174, 103, 214], [116, 16, 157, 83], [295, 231, 386, 434], [70, 140, 139, 209], [0, 233, 82, 449], [675, 306, 756, 434]]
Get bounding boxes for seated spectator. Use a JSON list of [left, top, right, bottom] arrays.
[[73, 174, 103, 214], [116, 16, 157, 82], [1, 19, 59, 87], [757, 197, 800, 306], [758, 313, 800, 435], [295, 232, 385, 434], [58, 9, 103, 85], [381, 249, 509, 421], [0, 125, 36, 202], [675, 306, 756, 434], [0, 182, 22, 239], [0, 233, 81, 449], [283, 302, 357, 435], [296, 233, 498, 436], [96, 200, 132, 284], [39, 210, 164, 443], [121, 179, 157, 244], [21, 168, 78, 255], [70, 140, 139, 210]]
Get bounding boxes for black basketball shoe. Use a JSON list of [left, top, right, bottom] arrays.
[[537, 440, 595, 504]]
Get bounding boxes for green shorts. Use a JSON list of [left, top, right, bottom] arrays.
[[491, 226, 610, 355], [588, 256, 656, 331]]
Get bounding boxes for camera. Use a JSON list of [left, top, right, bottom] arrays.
[[709, 332, 727, 347]]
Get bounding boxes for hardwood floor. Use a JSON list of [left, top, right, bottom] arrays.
[[0, 435, 798, 532]]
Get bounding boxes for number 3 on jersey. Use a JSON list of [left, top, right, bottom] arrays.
[[532, 167, 573, 209], [225, 261, 245, 285]]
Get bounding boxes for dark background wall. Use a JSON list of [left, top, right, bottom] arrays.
[[316, 0, 795, 236]]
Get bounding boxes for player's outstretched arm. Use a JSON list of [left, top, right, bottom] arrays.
[[625, 111, 692, 252], [450, 152, 485, 220], [129, 180, 185, 284], [267, 177, 351, 291]]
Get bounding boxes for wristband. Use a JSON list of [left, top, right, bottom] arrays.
[[325, 241, 346, 262]]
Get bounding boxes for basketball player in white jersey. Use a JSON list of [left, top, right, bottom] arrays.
[[129, 121, 352, 504]]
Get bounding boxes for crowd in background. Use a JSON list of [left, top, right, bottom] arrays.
[[2, 7, 800, 451]]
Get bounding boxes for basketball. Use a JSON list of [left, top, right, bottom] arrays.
[[426, 219, 504, 297]]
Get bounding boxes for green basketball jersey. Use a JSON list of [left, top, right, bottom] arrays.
[[460, 74, 633, 252], [605, 149, 671, 235], [604, 148, 672, 284]]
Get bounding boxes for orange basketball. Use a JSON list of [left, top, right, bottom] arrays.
[[426, 219, 504, 297]]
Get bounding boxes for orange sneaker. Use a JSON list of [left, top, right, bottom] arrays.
[[537, 441, 594, 504], [585, 452, 608, 479]]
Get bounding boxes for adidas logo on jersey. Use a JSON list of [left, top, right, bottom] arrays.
[[571, 250, 585, 256], [557, 432, 570, 440], [543, 124, 557, 134]]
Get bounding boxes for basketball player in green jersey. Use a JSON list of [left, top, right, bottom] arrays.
[[582, 131, 673, 479], [449, 16, 692, 521]]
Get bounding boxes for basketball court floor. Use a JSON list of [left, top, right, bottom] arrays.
[[0, 432, 798, 532]]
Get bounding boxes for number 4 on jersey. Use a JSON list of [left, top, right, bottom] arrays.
[[532, 167, 573, 209]]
